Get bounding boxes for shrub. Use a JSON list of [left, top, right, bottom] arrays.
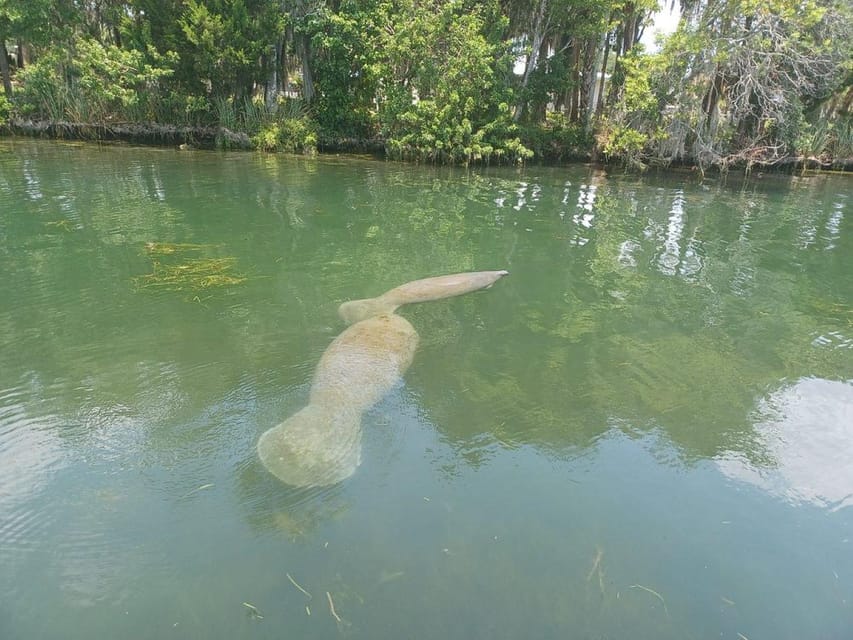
[[0, 94, 12, 126], [16, 39, 176, 122], [251, 116, 317, 154], [377, 1, 532, 164], [520, 112, 592, 162], [16, 52, 69, 120]]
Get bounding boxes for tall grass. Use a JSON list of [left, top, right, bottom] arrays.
[[830, 120, 853, 162]]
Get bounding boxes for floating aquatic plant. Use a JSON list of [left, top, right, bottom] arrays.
[[143, 241, 209, 255], [44, 219, 74, 232], [136, 242, 246, 293]]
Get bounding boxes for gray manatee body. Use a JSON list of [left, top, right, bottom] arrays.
[[259, 270, 508, 487], [338, 270, 509, 325], [258, 313, 418, 487]]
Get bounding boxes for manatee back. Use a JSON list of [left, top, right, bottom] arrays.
[[310, 314, 419, 408], [258, 313, 418, 488]]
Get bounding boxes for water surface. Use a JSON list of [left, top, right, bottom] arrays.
[[1, 140, 851, 639]]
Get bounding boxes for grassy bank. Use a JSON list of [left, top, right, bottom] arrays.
[[4, 113, 851, 176]]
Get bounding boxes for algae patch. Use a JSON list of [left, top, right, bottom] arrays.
[[135, 242, 247, 293], [143, 241, 208, 256]]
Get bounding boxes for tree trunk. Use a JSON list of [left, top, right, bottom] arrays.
[[514, 0, 549, 121], [554, 34, 570, 113], [568, 41, 580, 122], [265, 40, 280, 109], [622, 5, 638, 54], [594, 31, 611, 119], [582, 35, 600, 128], [299, 34, 314, 103], [530, 36, 551, 123], [275, 37, 284, 95], [0, 38, 13, 98]]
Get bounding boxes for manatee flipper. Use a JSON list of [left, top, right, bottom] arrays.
[[258, 314, 419, 487], [338, 270, 509, 324]]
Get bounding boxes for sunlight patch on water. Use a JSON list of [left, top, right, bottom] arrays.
[[658, 189, 685, 275], [717, 378, 853, 511]]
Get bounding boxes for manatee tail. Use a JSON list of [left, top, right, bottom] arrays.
[[338, 296, 399, 325], [257, 404, 362, 487]]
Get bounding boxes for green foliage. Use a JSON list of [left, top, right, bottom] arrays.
[[830, 118, 853, 160], [594, 49, 659, 167], [306, 1, 383, 138], [3, 0, 851, 168], [16, 38, 177, 122], [209, 93, 317, 152], [15, 51, 70, 120], [377, 0, 531, 164], [619, 51, 656, 116], [152, 93, 214, 126], [74, 39, 177, 120], [520, 112, 592, 161], [795, 116, 853, 163], [0, 0, 77, 50], [601, 0, 853, 169], [599, 121, 648, 157], [0, 93, 10, 125], [178, 0, 283, 98], [251, 115, 317, 154]]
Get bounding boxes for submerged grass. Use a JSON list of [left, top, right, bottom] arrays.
[[143, 241, 209, 255], [136, 242, 247, 293]]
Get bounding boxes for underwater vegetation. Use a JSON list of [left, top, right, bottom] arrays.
[[135, 242, 247, 293]]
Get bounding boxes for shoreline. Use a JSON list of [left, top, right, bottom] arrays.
[[2, 118, 850, 175]]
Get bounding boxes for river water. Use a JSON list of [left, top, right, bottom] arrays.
[[1, 140, 851, 639]]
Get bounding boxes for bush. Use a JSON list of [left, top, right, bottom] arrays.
[[0, 94, 11, 126], [16, 52, 69, 120], [520, 112, 592, 162], [377, 1, 532, 164], [16, 39, 177, 122], [250, 115, 317, 154]]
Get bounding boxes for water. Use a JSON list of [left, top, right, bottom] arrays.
[[1, 139, 851, 639]]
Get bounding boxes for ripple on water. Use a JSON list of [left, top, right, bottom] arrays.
[[52, 513, 140, 608], [0, 383, 190, 611], [0, 386, 66, 563]]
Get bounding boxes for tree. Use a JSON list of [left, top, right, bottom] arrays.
[[302, 0, 386, 136], [600, 0, 853, 169], [0, 0, 77, 97], [179, 0, 282, 99], [376, 0, 530, 163]]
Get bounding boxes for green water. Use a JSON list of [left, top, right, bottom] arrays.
[[1, 140, 851, 639]]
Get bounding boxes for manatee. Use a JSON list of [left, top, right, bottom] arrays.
[[338, 270, 509, 325], [258, 313, 419, 487], [259, 269, 508, 487]]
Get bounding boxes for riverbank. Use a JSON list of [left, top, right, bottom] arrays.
[[2, 117, 851, 174], [1, 118, 388, 156], [2, 118, 253, 149]]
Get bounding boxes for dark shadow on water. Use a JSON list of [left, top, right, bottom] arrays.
[[235, 453, 352, 540]]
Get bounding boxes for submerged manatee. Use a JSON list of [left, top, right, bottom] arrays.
[[258, 313, 418, 487], [338, 270, 509, 325], [259, 270, 508, 487]]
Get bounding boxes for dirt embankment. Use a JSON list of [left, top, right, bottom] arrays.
[[2, 118, 253, 149]]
